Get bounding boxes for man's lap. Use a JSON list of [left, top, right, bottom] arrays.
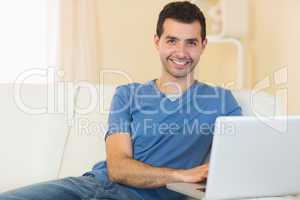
[[0, 176, 141, 200]]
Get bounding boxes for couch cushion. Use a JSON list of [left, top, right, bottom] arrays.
[[0, 83, 69, 192], [58, 84, 117, 178], [232, 90, 284, 116]]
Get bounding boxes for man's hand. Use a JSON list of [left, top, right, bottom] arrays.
[[106, 133, 209, 188], [174, 164, 209, 183]]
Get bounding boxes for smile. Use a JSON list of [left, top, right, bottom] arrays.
[[169, 58, 191, 67]]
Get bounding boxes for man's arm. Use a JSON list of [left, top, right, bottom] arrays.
[[106, 133, 208, 189]]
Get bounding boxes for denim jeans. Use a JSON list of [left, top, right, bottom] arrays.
[[0, 175, 142, 200]]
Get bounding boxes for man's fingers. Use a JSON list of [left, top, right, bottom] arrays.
[[201, 169, 208, 177], [195, 164, 208, 171], [201, 164, 209, 169]]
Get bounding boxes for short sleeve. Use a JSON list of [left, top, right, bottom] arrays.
[[104, 86, 132, 140], [223, 90, 243, 116]]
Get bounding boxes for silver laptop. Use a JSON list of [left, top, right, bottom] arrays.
[[167, 116, 300, 200]]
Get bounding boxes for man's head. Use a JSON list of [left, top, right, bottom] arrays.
[[156, 1, 206, 41], [154, 1, 207, 79]]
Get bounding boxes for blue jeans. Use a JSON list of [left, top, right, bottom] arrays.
[[0, 175, 142, 200]]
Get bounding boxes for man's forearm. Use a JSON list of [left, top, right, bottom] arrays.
[[107, 157, 182, 188]]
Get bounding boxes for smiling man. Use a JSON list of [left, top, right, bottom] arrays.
[[0, 1, 241, 200], [155, 18, 205, 80]]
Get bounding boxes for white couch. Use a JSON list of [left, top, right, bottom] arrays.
[[0, 83, 293, 198]]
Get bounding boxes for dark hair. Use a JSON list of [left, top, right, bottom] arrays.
[[156, 1, 206, 40]]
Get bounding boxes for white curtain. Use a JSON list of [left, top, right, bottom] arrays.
[[58, 0, 101, 82]]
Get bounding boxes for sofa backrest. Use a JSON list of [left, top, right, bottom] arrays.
[[58, 85, 283, 178], [0, 83, 283, 190], [231, 90, 284, 117], [58, 84, 116, 178], [0, 83, 69, 192]]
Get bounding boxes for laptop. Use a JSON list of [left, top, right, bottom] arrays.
[[167, 116, 300, 200]]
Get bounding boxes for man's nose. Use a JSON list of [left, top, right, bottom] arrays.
[[174, 43, 187, 58]]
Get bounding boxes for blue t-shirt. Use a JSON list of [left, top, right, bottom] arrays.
[[85, 79, 242, 200]]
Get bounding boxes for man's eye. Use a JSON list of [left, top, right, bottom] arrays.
[[188, 41, 197, 46], [167, 40, 176, 44]]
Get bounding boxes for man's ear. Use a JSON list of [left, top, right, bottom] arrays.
[[154, 34, 160, 50], [202, 38, 208, 50]]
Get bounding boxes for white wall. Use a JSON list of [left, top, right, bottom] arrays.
[[250, 0, 300, 114], [0, 0, 59, 83]]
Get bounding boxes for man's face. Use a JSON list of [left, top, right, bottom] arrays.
[[154, 18, 207, 79]]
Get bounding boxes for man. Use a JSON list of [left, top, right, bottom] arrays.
[[0, 1, 241, 200]]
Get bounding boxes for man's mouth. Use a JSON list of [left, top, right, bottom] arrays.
[[169, 58, 192, 68]]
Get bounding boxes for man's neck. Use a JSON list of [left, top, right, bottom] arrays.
[[156, 75, 196, 95]]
